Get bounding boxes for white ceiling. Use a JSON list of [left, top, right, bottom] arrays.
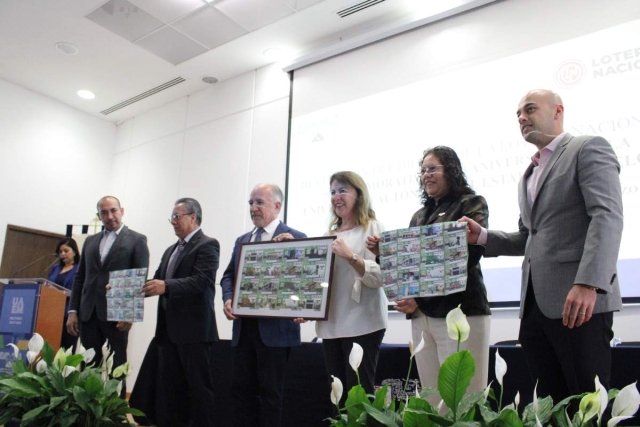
[[0, 0, 464, 123]]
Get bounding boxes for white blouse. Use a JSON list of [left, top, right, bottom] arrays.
[[316, 220, 388, 339]]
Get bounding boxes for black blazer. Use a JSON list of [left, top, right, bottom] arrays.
[[70, 226, 150, 322], [154, 229, 220, 345]]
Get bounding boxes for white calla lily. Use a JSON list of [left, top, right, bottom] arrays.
[[6, 343, 19, 359], [608, 382, 640, 427], [437, 399, 444, 412], [113, 362, 131, 378], [495, 349, 507, 387], [117, 381, 123, 397], [535, 414, 543, 427], [102, 340, 110, 362], [75, 341, 86, 355], [28, 333, 44, 353], [514, 391, 520, 410], [330, 375, 343, 405], [106, 352, 114, 374], [83, 348, 96, 364], [578, 390, 601, 424], [483, 381, 493, 403], [595, 375, 608, 422], [36, 359, 47, 373], [62, 365, 76, 378], [26, 351, 39, 365], [446, 305, 470, 343], [411, 332, 425, 357], [533, 380, 539, 414], [349, 343, 363, 373], [53, 347, 67, 369]]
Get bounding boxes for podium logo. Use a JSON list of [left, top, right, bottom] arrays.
[[554, 60, 586, 87], [11, 297, 24, 314]]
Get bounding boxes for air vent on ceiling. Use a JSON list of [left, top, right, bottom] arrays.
[[100, 77, 186, 115], [337, 0, 386, 18]]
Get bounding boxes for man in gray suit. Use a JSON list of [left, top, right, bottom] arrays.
[[462, 89, 623, 402], [67, 196, 150, 369]]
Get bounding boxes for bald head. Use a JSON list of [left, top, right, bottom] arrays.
[[517, 89, 565, 149]]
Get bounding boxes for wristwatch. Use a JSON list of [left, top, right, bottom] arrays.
[[350, 253, 358, 265]]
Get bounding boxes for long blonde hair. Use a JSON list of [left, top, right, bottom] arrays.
[[328, 171, 376, 232]]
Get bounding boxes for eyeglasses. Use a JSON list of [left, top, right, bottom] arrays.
[[419, 165, 444, 176], [168, 212, 194, 223]]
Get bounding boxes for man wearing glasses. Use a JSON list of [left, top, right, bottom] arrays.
[[68, 195, 149, 372], [142, 197, 220, 427], [221, 184, 306, 427]]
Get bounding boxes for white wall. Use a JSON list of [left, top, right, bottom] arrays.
[[0, 78, 116, 260]]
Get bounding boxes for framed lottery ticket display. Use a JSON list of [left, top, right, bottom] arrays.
[[231, 237, 336, 319]]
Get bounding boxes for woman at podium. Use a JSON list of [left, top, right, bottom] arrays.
[[48, 237, 80, 350]]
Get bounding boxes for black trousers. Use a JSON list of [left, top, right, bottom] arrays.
[[231, 318, 291, 427], [322, 329, 386, 406], [519, 281, 614, 404], [79, 310, 128, 369], [156, 339, 217, 427]]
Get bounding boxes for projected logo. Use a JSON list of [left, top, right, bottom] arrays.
[[554, 60, 586, 87]]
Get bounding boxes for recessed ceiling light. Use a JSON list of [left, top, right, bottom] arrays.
[[201, 76, 219, 84], [77, 90, 96, 100], [263, 48, 285, 61], [55, 42, 79, 55]]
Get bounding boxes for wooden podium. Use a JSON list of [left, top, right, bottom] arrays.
[[0, 278, 70, 352]]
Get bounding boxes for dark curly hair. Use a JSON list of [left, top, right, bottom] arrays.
[[418, 146, 475, 205]]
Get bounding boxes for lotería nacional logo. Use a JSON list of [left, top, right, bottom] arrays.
[[554, 60, 586, 87]]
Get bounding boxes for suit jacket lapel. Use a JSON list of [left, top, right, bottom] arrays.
[[519, 163, 535, 227], [102, 226, 128, 268], [171, 229, 203, 274]]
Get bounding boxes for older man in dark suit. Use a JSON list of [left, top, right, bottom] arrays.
[[67, 196, 149, 369], [142, 197, 220, 427], [221, 184, 306, 427], [462, 89, 623, 402]]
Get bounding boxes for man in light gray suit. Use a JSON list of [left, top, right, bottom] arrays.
[[462, 89, 623, 402]]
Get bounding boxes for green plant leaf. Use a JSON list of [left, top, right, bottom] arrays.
[[21, 404, 51, 424], [456, 390, 485, 421], [59, 413, 79, 427], [522, 395, 554, 426], [426, 413, 454, 426], [65, 354, 84, 368], [345, 385, 368, 423], [403, 397, 438, 427], [73, 385, 89, 410], [438, 350, 475, 418], [362, 402, 401, 426], [488, 408, 523, 427], [49, 395, 67, 410], [372, 385, 389, 410], [0, 377, 42, 396], [83, 374, 103, 398], [478, 403, 499, 423], [41, 341, 55, 365]]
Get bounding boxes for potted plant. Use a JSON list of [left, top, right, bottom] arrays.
[[328, 306, 640, 427], [0, 333, 143, 427]]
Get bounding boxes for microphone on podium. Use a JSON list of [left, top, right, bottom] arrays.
[[11, 253, 58, 278]]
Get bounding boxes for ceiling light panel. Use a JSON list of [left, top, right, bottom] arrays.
[[171, 6, 247, 50], [281, 0, 324, 12], [86, 0, 164, 42], [214, 0, 294, 32], [127, 0, 206, 23], [136, 26, 207, 64]]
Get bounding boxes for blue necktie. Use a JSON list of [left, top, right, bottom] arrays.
[[255, 228, 265, 242]]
